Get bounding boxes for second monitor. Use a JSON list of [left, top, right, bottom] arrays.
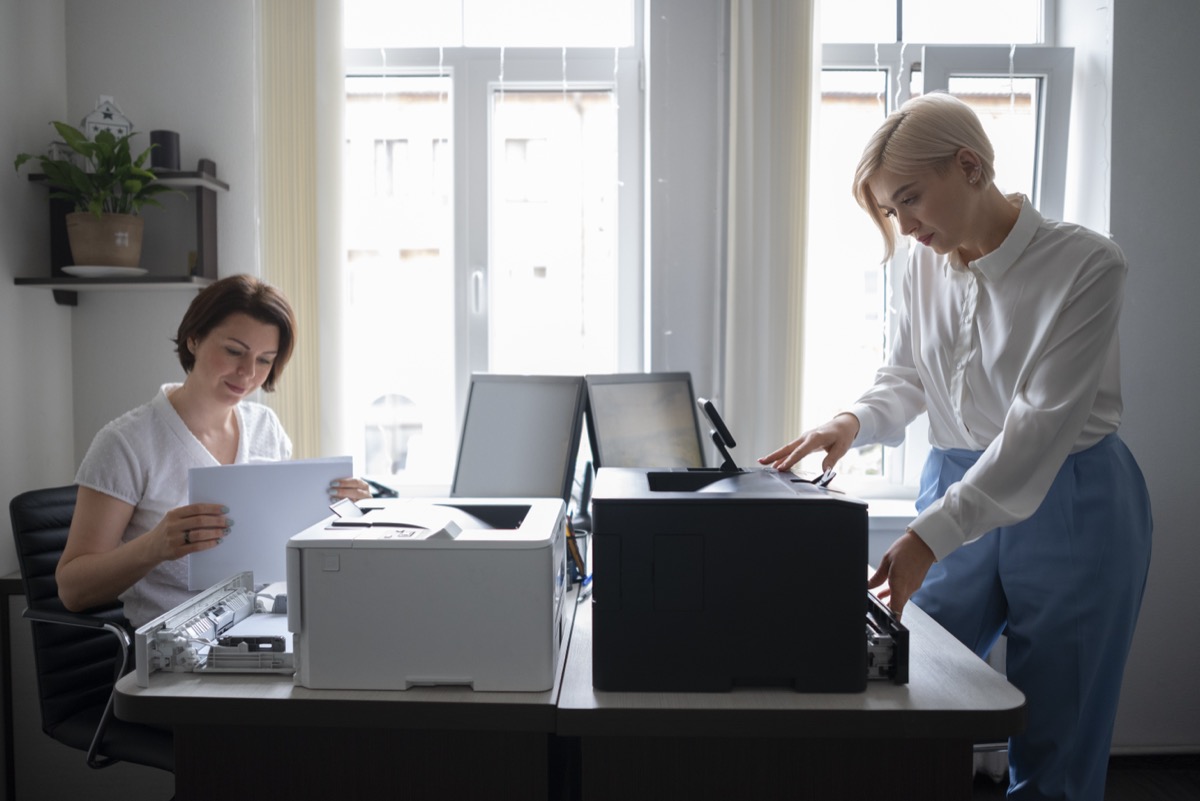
[[585, 372, 706, 469], [451, 373, 587, 503]]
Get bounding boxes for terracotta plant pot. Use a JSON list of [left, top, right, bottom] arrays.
[[65, 211, 144, 268]]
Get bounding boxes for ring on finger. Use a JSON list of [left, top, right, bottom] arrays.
[[184, 531, 192, 545]]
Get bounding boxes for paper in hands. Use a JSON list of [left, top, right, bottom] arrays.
[[186, 456, 352, 590]]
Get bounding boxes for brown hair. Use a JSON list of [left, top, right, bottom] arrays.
[[173, 274, 297, 392]]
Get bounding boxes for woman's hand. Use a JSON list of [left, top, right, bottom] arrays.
[[867, 528, 936, 619], [329, 477, 372, 502], [146, 503, 231, 561], [758, 413, 861, 473], [57, 488, 230, 612]]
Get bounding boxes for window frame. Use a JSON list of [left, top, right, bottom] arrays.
[[922, 45, 1074, 219], [342, 33, 642, 485]]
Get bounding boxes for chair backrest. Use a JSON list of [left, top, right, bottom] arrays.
[[9, 485, 129, 740]]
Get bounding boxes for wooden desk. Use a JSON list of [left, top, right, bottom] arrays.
[[114, 590, 580, 801], [115, 586, 1023, 801], [556, 598, 1025, 801]]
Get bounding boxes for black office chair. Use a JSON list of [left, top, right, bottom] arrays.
[[9, 484, 174, 774]]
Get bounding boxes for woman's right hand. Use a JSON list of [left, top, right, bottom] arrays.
[[758, 412, 861, 473], [147, 503, 231, 562], [58, 488, 231, 612]]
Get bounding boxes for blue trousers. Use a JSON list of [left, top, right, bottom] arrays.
[[910, 433, 1151, 801]]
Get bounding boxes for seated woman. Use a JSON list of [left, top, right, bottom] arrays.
[[57, 274, 370, 628]]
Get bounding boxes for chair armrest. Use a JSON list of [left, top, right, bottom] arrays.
[[21, 605, 135, 769], [22, 606, 132, 676], [24, 607, 112, 628]]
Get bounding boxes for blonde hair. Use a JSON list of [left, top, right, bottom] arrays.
[[852, 93, 996, 262]]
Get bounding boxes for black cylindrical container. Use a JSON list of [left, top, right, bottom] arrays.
[[149, 130, 180, 171]]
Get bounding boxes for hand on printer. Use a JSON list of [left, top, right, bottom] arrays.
[[867, 529, 935, 620]]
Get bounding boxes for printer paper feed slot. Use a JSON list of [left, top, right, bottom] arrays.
[[865, 592, 909, 684], [134, 572, 296, 685]]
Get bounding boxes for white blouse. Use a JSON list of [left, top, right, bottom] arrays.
[[847, 196, 1126, 560]]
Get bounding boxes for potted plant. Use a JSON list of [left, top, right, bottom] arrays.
[[14, 121, 175, 270]]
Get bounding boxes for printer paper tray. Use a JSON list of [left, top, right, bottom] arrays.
[[135, 571, 295, 686], [866, 591, 909, 684]]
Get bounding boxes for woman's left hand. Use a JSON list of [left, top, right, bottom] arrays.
[[329, 477, 373, 502], [867, 528, 936, 620]]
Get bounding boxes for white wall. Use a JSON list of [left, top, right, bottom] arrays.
[[1055, 0, 1200, 751], [0, 0, 75, 579], [1104, 0, 1200, 751], [62, 0, 261, 461], [1059, 1, 1113, 235], [0, 6, 179, 798]]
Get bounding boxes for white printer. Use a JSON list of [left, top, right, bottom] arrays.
[[286, 497, 567, 692]]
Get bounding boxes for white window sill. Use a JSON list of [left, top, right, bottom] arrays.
[[865, 497, 915, 534]]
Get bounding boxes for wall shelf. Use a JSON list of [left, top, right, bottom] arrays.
[[15, 166, 228, 306], [155, 172, 230, 192], [13, 275, 214, 307]]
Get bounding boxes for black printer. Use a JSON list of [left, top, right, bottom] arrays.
[[590, 466, 871, 693]]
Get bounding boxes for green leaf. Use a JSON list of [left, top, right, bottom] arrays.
[[52, 121, 90, 153]]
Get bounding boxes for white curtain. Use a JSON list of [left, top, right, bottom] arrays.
[[258, 0, 346, 460], [722, 0, 818, 459]]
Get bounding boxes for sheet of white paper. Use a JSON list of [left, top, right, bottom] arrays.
[[187, 456, 352, 590]]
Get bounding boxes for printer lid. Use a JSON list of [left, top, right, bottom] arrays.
[[592, 466, 868, 507], [288, 497, 565, 550]]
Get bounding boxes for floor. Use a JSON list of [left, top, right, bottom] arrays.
[[971, 755, 1200, 800]]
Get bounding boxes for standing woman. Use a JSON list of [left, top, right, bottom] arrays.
[[760, 93, 1151, 800], [57, 274, 370, 629]]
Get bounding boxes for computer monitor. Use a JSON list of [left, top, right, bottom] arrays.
[[450, 374, 587, 503], [584, 372, 706, 468]]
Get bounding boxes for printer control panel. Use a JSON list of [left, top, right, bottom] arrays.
[[361, 527, 425, 540], [326, 514, 463, 543]]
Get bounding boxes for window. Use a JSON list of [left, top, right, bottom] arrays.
[[804, 2, 1072, 497], [342, 1, 640, 488]]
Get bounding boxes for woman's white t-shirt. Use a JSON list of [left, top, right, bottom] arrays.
[[75, 383, 292, 627]]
